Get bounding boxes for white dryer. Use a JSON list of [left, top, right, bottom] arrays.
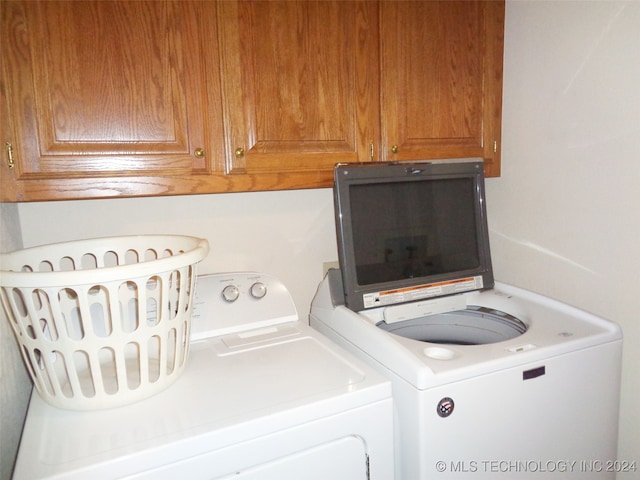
[[13, 272, 394, 480], [310, 160, 623, 479]]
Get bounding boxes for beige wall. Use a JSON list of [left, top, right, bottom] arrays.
[[487, 0, 639, 464], [3, 0, 638, 474]]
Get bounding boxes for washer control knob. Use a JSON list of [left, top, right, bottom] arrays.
[[221, 285, 240, 303], [249, 282, 267, 299]]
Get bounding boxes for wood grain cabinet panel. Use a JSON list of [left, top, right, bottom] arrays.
[[0, 0, 504, 201], [1, 0, 224, 200], [380, 0, 504, 177], [217, 0, 380, 174]]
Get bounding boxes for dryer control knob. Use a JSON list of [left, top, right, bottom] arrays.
[[221, 285, 240, 303], [249, 282, 267, 299]]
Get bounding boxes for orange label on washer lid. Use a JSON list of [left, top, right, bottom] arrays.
[[362, 276, 484, 309]]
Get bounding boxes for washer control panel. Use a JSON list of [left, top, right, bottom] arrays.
[[190, 272, 298, 340]]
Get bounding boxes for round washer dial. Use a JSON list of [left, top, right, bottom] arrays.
[[250, 282, 267, 299], [221, 285, 240, 303]]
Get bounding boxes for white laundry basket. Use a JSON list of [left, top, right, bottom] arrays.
[[0, 235, 209, 410]]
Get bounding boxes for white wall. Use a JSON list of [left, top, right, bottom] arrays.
[[16, 189, 339, 318], [0, 203, 30, 480], [5, 0, 638, 470], [487, 0, 639, 464]]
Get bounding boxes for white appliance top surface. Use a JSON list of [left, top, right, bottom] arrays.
[[311, 275, 623, 389], [15, 273, 391, 479]]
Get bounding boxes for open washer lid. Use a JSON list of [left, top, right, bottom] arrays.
[[333, 159, 493, 313], [331, 160, 530, 345]]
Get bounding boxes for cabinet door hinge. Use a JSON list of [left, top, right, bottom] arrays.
[[493, 140, 498, 153], [5, 142, 15, 168]]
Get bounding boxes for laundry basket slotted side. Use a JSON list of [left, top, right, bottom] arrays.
[[0, 235, 209, 410]]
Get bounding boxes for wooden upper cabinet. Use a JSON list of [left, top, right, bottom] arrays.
[[1, 0, 504, 201], [1, 1, 223, 184], [217, 0, 380, 174], [380, 1, 504, 177]]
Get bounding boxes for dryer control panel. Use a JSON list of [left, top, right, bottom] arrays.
[[190, 272, 298, 340]]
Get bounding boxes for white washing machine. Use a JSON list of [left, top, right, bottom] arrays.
[[310, 160, 623, 479], [12, 272, 394, 480]]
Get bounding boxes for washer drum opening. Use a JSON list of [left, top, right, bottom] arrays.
[[377, 306, 527, 345]]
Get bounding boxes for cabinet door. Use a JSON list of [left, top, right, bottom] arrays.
[[217, 1, 379, 175], [380, 1, 504, 176], [1, 1, 222, 187]]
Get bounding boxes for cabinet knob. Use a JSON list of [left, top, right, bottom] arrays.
[[235, 147, 245, 158], [194, 148, 205, 158], [391, 145, 399, 154]]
